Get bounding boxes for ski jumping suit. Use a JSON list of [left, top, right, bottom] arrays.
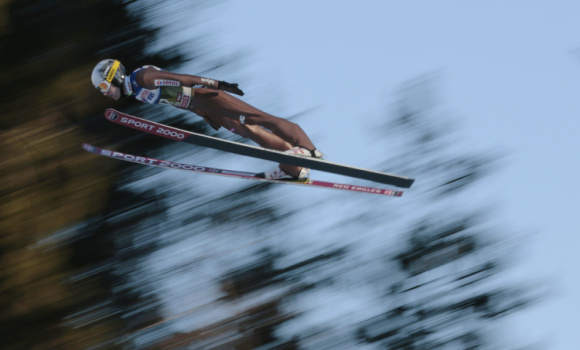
[[126, 66, 314, 150]]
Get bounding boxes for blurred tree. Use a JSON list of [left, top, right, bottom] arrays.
[[0, 0, 188, 349], [352, 75, 535, 349]]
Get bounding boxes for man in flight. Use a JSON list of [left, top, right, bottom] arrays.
[[91, 59, 324, 181]]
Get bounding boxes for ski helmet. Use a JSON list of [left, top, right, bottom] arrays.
[[91, 59, 126, 93]]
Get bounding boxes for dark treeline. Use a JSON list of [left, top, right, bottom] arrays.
[[0, 1, 190, 348]]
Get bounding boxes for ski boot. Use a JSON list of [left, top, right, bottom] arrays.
[[256, 147, 324, 182], [258, 166, 310, 182]]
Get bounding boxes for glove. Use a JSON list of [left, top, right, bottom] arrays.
[[218, 81, 244, 96]]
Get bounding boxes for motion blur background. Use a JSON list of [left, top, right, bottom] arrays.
[[2, 1, 577, 349]]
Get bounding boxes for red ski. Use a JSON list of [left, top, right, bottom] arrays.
[[82, 144, 403, 197]]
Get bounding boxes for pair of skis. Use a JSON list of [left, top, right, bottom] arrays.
[[84, 109, 414, 197]]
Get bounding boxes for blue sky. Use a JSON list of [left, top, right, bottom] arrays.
[[148, 1, 580, 348]]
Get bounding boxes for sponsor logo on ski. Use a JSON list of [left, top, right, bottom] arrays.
[[332, 183, 383, 194], [104, 150, 207, 170], [117, 117, 185, 139], [159, 162, 207, 171], [107, 111, 119, 121], [104, 150, 155, 165], [156, 126, 186, 140], [120, 116, 155, 131]]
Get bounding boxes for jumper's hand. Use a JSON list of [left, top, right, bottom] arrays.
[[218, 81, 244, 96]]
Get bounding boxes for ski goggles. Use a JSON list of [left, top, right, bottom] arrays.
[[96, 80, 112, 93], [95, 60, 121, 93]]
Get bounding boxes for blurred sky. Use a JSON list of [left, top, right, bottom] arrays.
[[147, 1, 579, 348]]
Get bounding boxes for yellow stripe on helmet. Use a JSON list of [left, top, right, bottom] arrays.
[[106, 60, 121, 83]]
